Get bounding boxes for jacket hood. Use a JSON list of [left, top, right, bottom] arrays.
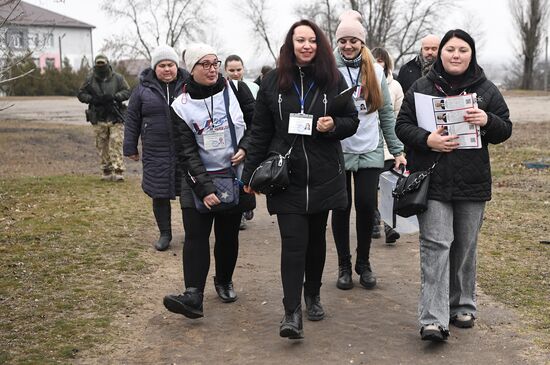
[[427, 61, 486, 94]]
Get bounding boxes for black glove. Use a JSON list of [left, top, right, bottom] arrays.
[[101, 94, 114, 103]]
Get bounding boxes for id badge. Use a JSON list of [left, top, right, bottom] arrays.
[[203, 130, 226, 150], [354, 98, 368, 115], [288, 113, 313, 135]]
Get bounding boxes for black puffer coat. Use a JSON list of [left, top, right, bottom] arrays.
[[124, 67, 189, 199], [171, 76, 256, 212], [395, 63, 512, 202], [241, 66, 359, 215]]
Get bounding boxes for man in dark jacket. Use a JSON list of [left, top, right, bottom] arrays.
[[78, 54, 131, 181], [396, 34, 440, 94]]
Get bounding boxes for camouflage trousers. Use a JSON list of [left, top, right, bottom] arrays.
[[94, 121, 125, 174]]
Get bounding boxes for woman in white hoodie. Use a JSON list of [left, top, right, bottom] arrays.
[[331, 11, 406, 291], [371, 46, 405, 245]]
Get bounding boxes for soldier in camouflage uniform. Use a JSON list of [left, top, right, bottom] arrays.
[[78, 55, 131, 181]]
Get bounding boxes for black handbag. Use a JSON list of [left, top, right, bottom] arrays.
[[391, 155, 441, 224], [248, 137, 297, 196]]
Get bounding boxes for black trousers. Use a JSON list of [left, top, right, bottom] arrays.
[[153, 198, 171, 235], [277, 211, 329, 311], [181, 208, 242, 292], [331, 168, 381, 260]]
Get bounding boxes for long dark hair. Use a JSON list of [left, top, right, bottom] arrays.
[[278, 19, 338, 91]]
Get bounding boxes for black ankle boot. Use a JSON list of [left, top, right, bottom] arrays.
[[214, 277, 237, 303], [336, 255, 353, 290], [163, 287, 204, 319], [384, 223, 400, 245], [153, 198, 171, 250], [279, 305, 304, 339], [355, 258, 377, 289], [304, 294, 325, 321], [154, 232, 172, 251]]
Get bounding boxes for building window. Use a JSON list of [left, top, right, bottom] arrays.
[[10, 32, 24, 48], [44, 33, 54, 47], [45, 58, 55, 69]]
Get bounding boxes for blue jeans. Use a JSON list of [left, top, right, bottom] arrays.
[[417, 199, 485, 330]]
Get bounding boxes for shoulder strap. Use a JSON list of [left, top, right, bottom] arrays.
[[223, 82, 238, 154]]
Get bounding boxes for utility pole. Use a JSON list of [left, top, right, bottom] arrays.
[[58, 33, 66, 70], [545, 35, 548, 92]]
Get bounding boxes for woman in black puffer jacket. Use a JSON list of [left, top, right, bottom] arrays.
[[395, 29, 512, 342], [124, 45, 189, 251], [241, 20, 359, 340]]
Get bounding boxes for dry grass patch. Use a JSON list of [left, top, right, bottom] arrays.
[[479, 121, 550, 350]]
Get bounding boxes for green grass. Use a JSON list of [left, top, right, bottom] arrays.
[[478, 124, 550, 350], [0, 175, 153, 363]]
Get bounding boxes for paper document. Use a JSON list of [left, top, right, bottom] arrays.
[[414, 92, 481, 149]]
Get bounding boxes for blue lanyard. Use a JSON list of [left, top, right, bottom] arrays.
[[293, 81, 315, 113]]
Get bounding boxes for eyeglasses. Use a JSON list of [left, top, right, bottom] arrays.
[[197, 60, 221, 70]]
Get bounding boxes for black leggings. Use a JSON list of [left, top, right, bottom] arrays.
[[181, 208, 242, 292], [277, 211, 329, 311], [153, 198, 171, 235], [331, 168, 381, 260]]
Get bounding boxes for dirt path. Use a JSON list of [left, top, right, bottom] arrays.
[[1, 93, 549, 125], [74, 198, 546, 365]]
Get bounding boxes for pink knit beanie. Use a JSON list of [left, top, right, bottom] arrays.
[[335, 10, 366, 43]]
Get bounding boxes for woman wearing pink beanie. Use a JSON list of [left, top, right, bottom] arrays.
[[331, 10, 406, 291]]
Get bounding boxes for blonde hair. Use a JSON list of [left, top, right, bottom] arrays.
[[359, 46, 383, 114]]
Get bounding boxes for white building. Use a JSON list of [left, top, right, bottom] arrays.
[[1, 1, 94, 70]]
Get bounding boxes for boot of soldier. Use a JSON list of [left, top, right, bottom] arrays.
[[153, 199, 172, 251], [336, 255, 353, 290]]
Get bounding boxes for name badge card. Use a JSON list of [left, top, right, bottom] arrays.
[[203, 130, 226, 150], [288, 113, 313, 135], [354, 98, 368, 115]]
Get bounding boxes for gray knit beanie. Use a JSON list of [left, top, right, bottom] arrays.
[[184, 43, 217, 72], [151, 44, 179, 69]]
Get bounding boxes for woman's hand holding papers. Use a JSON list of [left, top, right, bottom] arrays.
[[464, 107, 488, 127], [427, 126, 460, 153]]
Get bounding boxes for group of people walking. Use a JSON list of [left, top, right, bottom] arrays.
[[78, 9, 512, 343]]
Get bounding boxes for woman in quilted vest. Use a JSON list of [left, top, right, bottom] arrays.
[[396, 29, 512, 341]]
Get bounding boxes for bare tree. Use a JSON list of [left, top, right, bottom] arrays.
[[352, 0, 454, 67], [0, 0, 34, 105], [239, 0, 278, 63], [295, 0, 453, 67], [510, 0, 549, 89], [294, 0, 343, 47], [101, 0, 205, 60]]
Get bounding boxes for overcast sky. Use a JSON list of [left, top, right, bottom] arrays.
[[23, 0, 547, 79]]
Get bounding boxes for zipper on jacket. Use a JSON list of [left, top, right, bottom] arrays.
[[302, 135, 310, 212], [278, 93, 283, 120], [323, 93, 327, 115], [165, 83, 170, 105]]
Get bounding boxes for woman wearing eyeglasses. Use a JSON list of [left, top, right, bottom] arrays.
[[162, 43, 256, 319]]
